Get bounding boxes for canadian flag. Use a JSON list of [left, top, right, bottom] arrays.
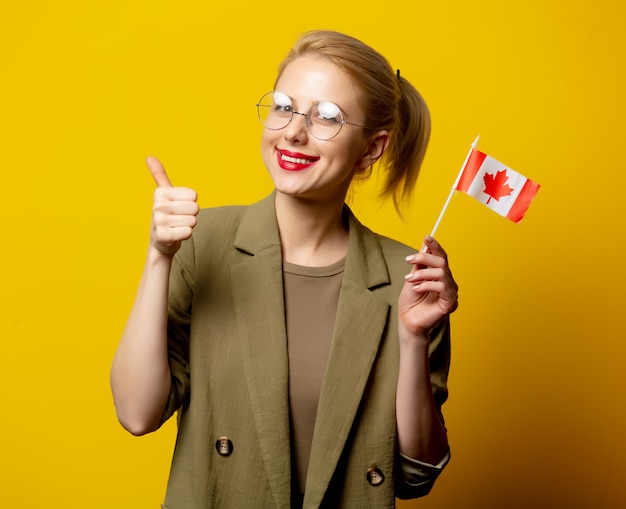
[[455, 149, 540, 223]]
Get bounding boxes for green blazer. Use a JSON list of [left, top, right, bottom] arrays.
[[160, 193, 450, 509]]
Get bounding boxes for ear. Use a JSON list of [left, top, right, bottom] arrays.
[[356, 130, 389, 170]]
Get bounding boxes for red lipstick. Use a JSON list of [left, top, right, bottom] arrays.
[[276, 149, 320, 171]]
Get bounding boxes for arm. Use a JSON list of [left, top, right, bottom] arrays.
[[110, 157, 198, 436], [396, 236, 457, 463]]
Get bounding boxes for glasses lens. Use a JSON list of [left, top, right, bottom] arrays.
[[257, 91, 293, 130], [309, 101, 344, 140]]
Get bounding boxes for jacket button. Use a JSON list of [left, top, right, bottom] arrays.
[[215, 437, 233, 456], [366, 466, 384, 486]]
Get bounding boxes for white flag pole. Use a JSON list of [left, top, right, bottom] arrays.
[[425, 135, 480, 245]]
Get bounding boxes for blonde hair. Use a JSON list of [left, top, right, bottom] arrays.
[[276, 30, 431, 210]]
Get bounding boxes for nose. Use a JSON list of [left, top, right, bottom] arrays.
[[283, 111, 309, 143]]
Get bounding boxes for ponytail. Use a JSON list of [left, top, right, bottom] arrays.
[[381, 75, 431, 211]]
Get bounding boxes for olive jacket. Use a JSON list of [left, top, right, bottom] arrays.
[[159, 193, 451, 509]]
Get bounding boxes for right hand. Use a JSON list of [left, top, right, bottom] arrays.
[[147, 156, 199, 256]]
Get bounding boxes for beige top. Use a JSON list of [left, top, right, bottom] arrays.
[[283, 258, 346, 494]]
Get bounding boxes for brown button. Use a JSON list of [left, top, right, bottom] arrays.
[[215, 436, 233, 456], [366, 466, 384, 486]]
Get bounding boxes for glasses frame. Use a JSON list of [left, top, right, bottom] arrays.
[[256, 91, 372, 141]]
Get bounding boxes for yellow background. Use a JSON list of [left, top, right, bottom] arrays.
[[1, 1, 625, 507]]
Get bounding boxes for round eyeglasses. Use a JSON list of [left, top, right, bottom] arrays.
[[256, 91, 371, 141]]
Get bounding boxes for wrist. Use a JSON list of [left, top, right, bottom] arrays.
[[398, 322, 430, 346], [147, 245, 176, 266]]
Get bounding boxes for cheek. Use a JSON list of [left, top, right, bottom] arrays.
[[261, 128, 278, 152], [338, 139, 368, 170], [260, 130, 276, 168], [260, 129, 269, 148]]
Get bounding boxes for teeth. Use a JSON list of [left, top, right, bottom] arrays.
[[281, 153, 315, 165]]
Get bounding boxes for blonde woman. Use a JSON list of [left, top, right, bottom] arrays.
[[111, 30, 458, 509]]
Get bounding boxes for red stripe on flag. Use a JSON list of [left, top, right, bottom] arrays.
[[506, 179, 541, 223], [456, 149, 487, 192]]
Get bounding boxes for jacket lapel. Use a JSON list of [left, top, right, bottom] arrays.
[[231, 194, 292, 509], [304, 209, 392, 507]]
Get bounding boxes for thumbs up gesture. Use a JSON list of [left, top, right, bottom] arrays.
[[146, 157, 199, 256]]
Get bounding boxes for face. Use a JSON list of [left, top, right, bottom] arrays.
[[260, 56, 387, 205]]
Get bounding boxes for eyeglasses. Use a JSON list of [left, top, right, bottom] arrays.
[[256, 90, 371, 141]]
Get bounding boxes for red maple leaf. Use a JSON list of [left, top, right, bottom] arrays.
[[483, 170, 514, 204]]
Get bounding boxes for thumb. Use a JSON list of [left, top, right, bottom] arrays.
[[146, 156, 173, 188]]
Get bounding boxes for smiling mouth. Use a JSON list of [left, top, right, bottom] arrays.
[[281, 153, 316, 164], [276, 149, 320, 170]]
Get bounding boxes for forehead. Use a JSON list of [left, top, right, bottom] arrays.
[[275, 56, 363, 112]]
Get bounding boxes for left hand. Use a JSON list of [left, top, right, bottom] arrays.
[[398, 236, 458, 340]]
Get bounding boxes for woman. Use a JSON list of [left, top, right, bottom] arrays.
[[111, 30, 458, 508]]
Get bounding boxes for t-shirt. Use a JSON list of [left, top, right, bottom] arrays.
[[283, 258, 345, 494]]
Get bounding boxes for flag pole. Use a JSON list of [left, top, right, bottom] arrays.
[[425, 135, 480, 247]]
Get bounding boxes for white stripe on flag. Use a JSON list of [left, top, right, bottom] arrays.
[[456, 149, 540, 223]]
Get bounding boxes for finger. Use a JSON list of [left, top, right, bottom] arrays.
[[409, 280, 447, 294], [405, 252, 446, 271], [154, 225, 195, 245], [154, 209, 199, 228], [422, 235, 448, 260], [404, 266, 446, 283], [146, 156, 173, 188], [154, 186, 199, 205]]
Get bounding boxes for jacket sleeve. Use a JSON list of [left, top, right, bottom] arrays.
[[158, 238, 195, 427], [395, 448, 451, 499]]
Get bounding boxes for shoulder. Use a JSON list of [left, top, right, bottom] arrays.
[[374, 232, 418, 285], [193, 193, 277, 240], [195, 204, 247, 234], [344, 210, 418, 291], [349, 213, 417, 263], [175, 193, 279, 268], [171, 205, 247, 277], [375, 232, 417, 259], [181, 205, 247, 256]]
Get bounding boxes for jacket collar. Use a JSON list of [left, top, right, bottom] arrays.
[[233, 192, 391, 290]]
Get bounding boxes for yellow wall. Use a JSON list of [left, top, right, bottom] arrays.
[[2, 1, 625, 507]]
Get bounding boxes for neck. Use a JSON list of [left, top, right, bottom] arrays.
[[274, 192, 349, 267]]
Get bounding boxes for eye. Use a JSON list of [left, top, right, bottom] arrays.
[[272, 91, 293, 113], [314, 101, 343, 124]]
